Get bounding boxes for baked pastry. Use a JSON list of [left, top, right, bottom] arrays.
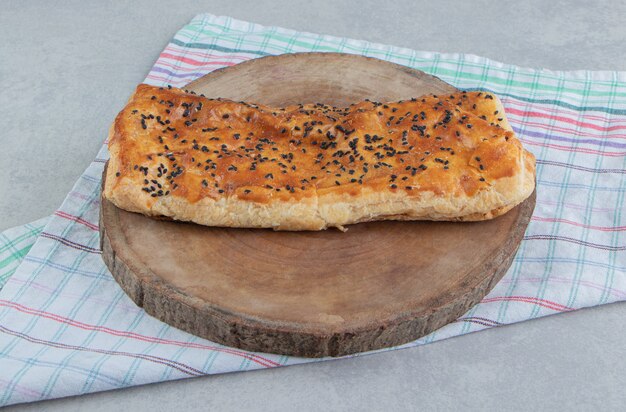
[[103, 84, 535, 230]]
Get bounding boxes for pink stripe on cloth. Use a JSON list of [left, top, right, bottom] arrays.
[[499, 276, 626, 300], [506, 107, 626, 133], [519, 138, 626, 156], [54, 211, 99, 231], [0, 378, 41, 399], [537, 199, 617, 213], [509, 117, 626, 139], [7, 278, 141, 312], [0, 324, 205, 377], [501, 97, 621, 124], [531, 216, 626, 232], [158, 52, 244, 68], [0, 300, 281, 368], [480, 296, 574, 312], [145, 73, 189, 85]]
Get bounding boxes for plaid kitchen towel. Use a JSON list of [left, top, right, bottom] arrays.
[[1, 13, 625, 406]]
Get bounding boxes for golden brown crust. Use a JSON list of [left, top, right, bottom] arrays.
[[103, 84, 535, 230]]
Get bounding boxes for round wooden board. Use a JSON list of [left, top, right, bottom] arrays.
[[101, 53, 536, 357]]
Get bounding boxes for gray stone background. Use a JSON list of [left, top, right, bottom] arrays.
[[2, 0, 625, 410]]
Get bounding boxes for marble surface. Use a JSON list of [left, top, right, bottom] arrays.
[[2, 1, 625, 410]]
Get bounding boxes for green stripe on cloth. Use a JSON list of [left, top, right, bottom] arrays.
[[0, 218, 49, 290], [178, 23, 626, 97]]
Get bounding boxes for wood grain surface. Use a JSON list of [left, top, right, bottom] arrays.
[[100, 53, 536, 357]]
